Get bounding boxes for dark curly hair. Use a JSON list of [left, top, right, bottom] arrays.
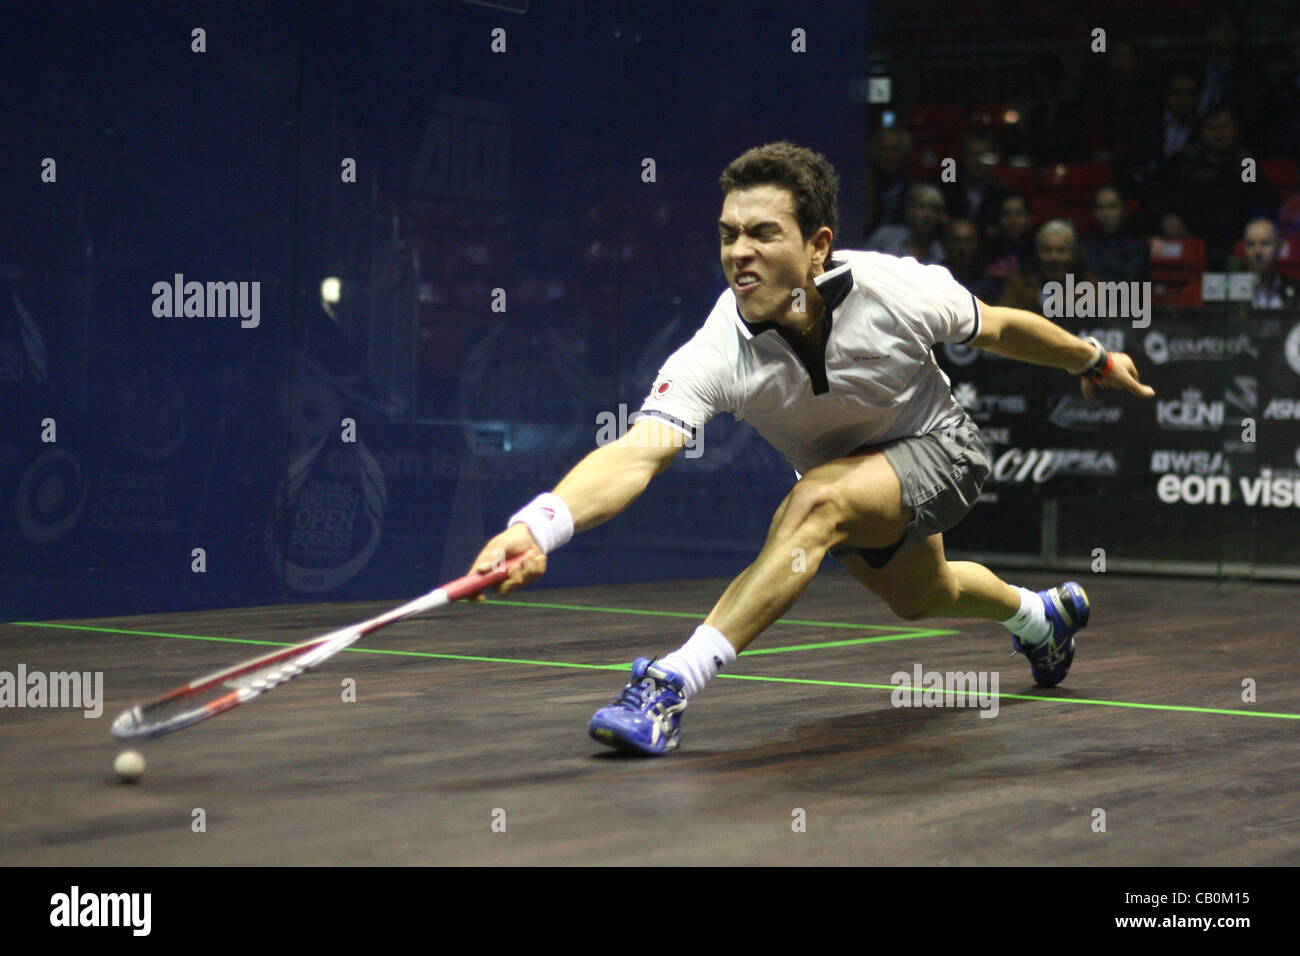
[[719, 142, 840, 258]]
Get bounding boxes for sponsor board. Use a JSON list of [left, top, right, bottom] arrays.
[[1262, 397, 1300, 420], [1156, 470, 1300, 508], [1224, 376, 1258, 415], [1156, 389, 1224, 431], [990, 447, 1120, 483], [952, 382, 1026, 420], [1149, 449, 1230, 475], [1047, 392, 1122, 431], [1286, 322, 1300, 375], [1144, 331, 1257, 365]]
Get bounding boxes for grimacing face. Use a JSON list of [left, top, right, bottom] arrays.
[[719, 184, 830, 326]]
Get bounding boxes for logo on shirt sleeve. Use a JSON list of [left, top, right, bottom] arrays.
[[647, 379, 673, 400]]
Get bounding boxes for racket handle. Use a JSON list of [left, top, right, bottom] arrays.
[[443, 553, 529, 602]]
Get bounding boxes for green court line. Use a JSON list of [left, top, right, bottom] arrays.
[[11, 622, 305, 649], [7, 620, 939, 656], [480, 598, 955, 636], [739, 631, 953, 655], [716, 674, 1300, 720], [9, 621, 1300, 721]]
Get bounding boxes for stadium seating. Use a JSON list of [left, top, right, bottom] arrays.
[[1260, 159, 1299, 194], [1231, 237, 1300, 280], [1148, 236, 1206, 307]]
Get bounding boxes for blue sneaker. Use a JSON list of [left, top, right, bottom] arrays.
[[1011, 582, 1089, 687], [588, 657, 687, 756]]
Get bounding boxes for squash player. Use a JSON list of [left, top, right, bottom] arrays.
[[469, 142, 1154, 755]]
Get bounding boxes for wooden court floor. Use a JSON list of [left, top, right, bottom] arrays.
[[2, 569, 1297, 865]]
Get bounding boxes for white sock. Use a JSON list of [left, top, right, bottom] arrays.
[[1000, 587, 1052, 645], [657, 625, 737, 700]]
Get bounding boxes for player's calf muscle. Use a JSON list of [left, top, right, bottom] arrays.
[[884, 579, 959, 620]]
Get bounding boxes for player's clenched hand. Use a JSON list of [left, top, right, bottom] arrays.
[[467, 524, 547, 601], [1081, 351, 1155, 401]]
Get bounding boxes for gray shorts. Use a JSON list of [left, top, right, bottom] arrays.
[[827, 415, 989, 569]]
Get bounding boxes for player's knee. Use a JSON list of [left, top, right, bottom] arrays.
[[783, 477, 847, 541]]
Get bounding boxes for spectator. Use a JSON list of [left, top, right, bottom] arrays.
[[1263, 24, 1300, 158], [1081, 39, 1158, 164], [999, 220, 1099, 312], [1197, 6, 1267, 145], [1123, 62, 1201, 202], [1157, 65, 1204, 161], [941, 218, 1003, 302], [867, 183, 946, 263], [863, 126, 913, 239], [1120, 63, 1204, 207], [1013, 53, 1085, 164], [1080, 186, 1149, 283], [985, 193, 1034, 279], [939, 133, 1009, 236], [1241, 218, 1298, 308], [1154, 105, 1278, 269]]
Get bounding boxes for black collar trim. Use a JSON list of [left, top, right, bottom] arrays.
[[735, 258, 852, 336], [736, 259, 851, 395]]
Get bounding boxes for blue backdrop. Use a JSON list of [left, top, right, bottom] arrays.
[[1, 1, 872, 619]]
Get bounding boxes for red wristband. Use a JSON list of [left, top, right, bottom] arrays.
[[1085, 352, 1114, 384]]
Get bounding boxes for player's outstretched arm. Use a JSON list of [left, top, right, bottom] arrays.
[[971, 301, 1156, 401], [467, 416, 688, 596]]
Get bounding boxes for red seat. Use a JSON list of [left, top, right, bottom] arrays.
[[906, 105, 967, 174], [970, 103, 1020, 133], [1261, 159, 1299, 193], [1281, 241, 1300, 280], [1039, 162, 1112, 193], [1149, 236, 1206, 274], [1278, 193, 1300, 238], [1041, 163, 1113, 229], [1173, 281, 1204, 307], [989, 164, 1034, 193], [906, 104, 966, 141], [1233, 237, 1300, 279], [1147, 236, 1206, 306], [1030, 193, 1066, 224]]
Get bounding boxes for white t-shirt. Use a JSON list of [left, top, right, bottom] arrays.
[[637, 250, 981, 475]]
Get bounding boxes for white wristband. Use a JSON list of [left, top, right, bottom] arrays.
[[1069, 336, 1104, 375], [507, 493, 574, 554]]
